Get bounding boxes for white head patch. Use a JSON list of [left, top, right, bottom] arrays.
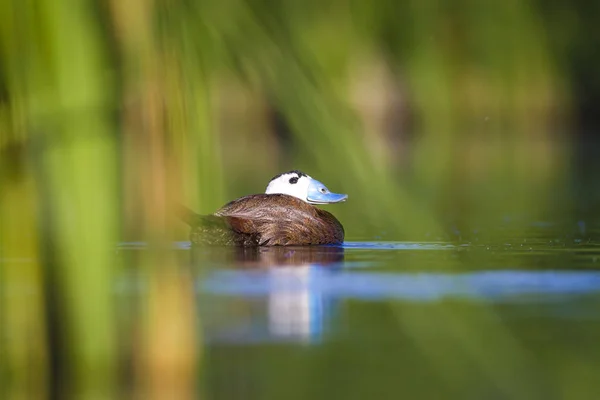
[[265, 170, 312, 202]]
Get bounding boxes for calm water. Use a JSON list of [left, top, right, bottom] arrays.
[[118, 229, 600, 400]]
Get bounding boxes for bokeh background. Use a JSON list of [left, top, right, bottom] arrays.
[[2, 0, 600, 399]]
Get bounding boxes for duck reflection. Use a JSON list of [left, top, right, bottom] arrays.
[[193, 245, 344, 344], [233, 245, 344, 268], [190, 244, 344, 269]]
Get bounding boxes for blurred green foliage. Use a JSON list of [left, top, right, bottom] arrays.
[[0, 0, 596, 398]]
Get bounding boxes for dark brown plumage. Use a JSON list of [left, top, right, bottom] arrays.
[[180, 194, 345, 246]]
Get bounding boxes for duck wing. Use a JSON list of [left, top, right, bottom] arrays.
[[179, 194, 344, 246], [215, 194, 343, 245]]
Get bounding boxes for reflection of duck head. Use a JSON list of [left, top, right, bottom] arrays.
[[180, 171, 348, 246]]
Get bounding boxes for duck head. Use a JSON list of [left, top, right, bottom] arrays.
[[265, 170, 348, 204]]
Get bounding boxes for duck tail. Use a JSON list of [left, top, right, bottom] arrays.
[[177, 204, 201, 226]]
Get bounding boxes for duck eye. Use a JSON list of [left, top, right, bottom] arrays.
[[289, 177, 299, 184]]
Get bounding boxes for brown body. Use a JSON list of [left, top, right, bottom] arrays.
[[181, 194, 345, 246]]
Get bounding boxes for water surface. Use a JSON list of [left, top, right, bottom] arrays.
[[117, 235, 600, 399]]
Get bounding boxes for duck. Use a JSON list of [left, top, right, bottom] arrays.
[[179, 170, 347, 246]]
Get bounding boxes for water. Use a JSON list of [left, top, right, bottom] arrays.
[[117, 235, 600, 399]]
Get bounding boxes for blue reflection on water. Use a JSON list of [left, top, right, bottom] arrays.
[[201, 268, 600, 302], [199, 267, 600, 345], [342, 241, 457, 250], [116, 241, 600, 302], [117, 241, 457, 251], [116, 240, 600, 344]]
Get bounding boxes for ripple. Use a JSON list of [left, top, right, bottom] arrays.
[[342, 241, 457, 250]]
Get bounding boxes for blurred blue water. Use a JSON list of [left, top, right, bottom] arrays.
[[201, 268, 600, 302], [111, 238, 600, 399], [123, 240, 593, 347]]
